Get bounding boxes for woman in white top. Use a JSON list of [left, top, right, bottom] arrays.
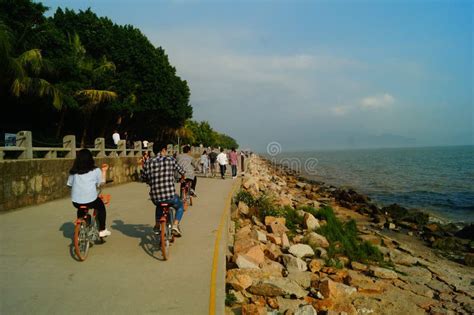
[[67, 149, 111, 237], [200, 150, 210, 177]]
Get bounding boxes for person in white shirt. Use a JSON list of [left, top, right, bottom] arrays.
[[67, 149, 111, 237], [216, 148, 228, 179], [112, 130, 120, 146]]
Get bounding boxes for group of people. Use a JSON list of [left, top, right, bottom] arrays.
[[67, 143, 243, 241], [199, 148, 240, 179]]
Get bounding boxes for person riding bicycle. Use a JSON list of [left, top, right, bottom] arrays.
[[67, 149, 111, 238], [141, 142, 186, 237], [176, 145, 198, 197]]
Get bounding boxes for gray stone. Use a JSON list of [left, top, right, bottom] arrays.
[[236, 254, 260, 269], [248, 277, 308, 298], [294, 305, 318, 315], [282, 254, 308, 272], [304, 213, 320, 231], [289, 244, 315, 258], [370, 266, 398, 279], [287, 271, 313, 289], [303, 232, 329, 248]]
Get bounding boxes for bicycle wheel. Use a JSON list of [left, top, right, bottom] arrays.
[[74, 220, 90, 261], [160, 221, 169, 260]]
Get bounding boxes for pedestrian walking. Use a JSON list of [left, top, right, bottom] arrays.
[[200, 150, 210, 177], [216, 148, 228, 179], [229, 147, 238, 179]]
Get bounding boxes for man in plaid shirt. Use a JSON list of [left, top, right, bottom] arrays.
[[141, 142, 186, 236]]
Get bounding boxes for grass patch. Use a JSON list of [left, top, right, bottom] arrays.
[[317, 206, 384, 264], [225, 292, 237, 306], [234, 190, 256, 207]]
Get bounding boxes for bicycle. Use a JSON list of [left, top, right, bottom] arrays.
[[181, 179, 193, 211], [73, 193, 110, 261], [153, 202, 175, 260]]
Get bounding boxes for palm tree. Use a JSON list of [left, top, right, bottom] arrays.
[[68, 34, 118, 146], [0, 23, 62, 110]]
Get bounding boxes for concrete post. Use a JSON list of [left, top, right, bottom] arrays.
[[45, 150, 57, 159], [167, 144, 174, 156], [63, 135, 76, 159], [94, 137, 105, 157], [117, 140, 127, 157], [134, 141, 142, 157], [16, 131, 33, 159], [148, 142, 154, 157]]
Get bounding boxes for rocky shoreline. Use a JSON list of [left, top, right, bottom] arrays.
[[225, 155, 473, 315]]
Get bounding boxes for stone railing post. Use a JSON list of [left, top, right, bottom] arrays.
[[167, 144, 174, 156], [148, 142, 154, 157], [95, 137, 105, 157], [117, 140, 127, 157], [63, 135, 76, 159], [134, 141, 142, 157], [16, 130, 33, 159]]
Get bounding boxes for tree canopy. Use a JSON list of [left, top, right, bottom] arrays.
[[0, 0, 238, 148]]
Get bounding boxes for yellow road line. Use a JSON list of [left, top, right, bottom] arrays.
[[209, 179, 240, 315]]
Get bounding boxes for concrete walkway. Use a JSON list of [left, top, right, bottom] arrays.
[[0, 176, 238, 314]]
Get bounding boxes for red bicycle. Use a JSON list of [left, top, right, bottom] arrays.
[[181, 179, 193, 211], [154, 201, 175, 260], [73, 193, 110, 261]]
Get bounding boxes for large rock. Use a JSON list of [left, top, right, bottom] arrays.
[[251, 229, 268, 243], [241, 304, 266, 315], [289, 244, 315, 258], [249, 277, 308, 298], [287, 271, 313, 289], [304, 213, 320, 231], [243, 245, 265, 265], [234, 238, 260, 255], [264, 243, 283, 261], [319, 278, 357, 299], [303, 232, 330, 249], [243, 177, 260, 192], [282, 254, 308, 272], [267, 233, 282, 245], [344, 270, 384, 294], [261, 259, 285, 277], [269, 221, 289, 236], [226, 270, 253, 291], [294, 305, 318, 315], [370, 266, 398, 279], [265, 216, 286, 226], [309, 259, 325, 272], [276, 297, 305, 313], [281, 233, 290, 250], [389, 248, 418, 266], [236, 254, 260, 269], [238, 201, 250, 216]]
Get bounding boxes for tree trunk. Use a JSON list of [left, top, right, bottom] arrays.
[[80, 112, 91, 147], [55, 108, 66, 139]]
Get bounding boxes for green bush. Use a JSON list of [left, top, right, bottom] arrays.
[[234, 190, 255, 207], [225, 292, 237, 306], [317, 207, 384, 264]]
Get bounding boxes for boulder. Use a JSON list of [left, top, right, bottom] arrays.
[[241, 304, 266, 315], [269, 221, 289, 236], [344, 270, 384, 294], [319, 278, 357, 299], [350, 261, 368, 271], [264, 243, 283, 261], [281, 233, 291, 250], [265, 216, 286, 226], [303, 232, 330, 248], [282, 254, 308, 272], [226, 271, 253, 291], [289, 244, 315, 258], [249, 277, 308, 298], [276, 297, 305, 313], [267, 234, 282, 245], [304, 213, 320, 231], [238, 201, 250, 216], [296, 182, 307, 189], [251, 229, 268, 243], [309, 259, 325, 273], [370, 266, 398, 279], [294, 305, 318, 315], [389, 248, 418, 266], [261, 259, 285, 277], [236, 254, 260, 269], [287, 271, 313, 289]]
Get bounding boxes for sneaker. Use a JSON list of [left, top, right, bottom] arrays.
[[99, 229, 111, 237], [190, 188, 198, 197], [172, 224, 182, 237], [153, 225, 160, 235]]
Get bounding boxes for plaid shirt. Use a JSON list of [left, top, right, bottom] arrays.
[[141, 154, 185, 202]]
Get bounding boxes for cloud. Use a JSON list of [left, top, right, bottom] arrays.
[[360, 93, 395, 109], [331, 106, 350, 116]]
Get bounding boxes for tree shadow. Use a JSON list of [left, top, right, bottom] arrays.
[[111, 219, 166, 261]]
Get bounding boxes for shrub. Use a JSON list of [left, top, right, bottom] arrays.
[[225, 292, 237, 306], [234, 190, 255, 207], [317, 206, 384, 264]]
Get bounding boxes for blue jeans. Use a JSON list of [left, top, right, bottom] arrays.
[[153, 194, 184, 222]]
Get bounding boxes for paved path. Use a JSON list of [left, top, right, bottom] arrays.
[[0, 176, 238, 314]]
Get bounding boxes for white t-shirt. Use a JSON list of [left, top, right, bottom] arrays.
[[143, 140, 149, 148], [112, 132, 120, 145], [216, 152, 228, 165], [67, 168, 103, 204]]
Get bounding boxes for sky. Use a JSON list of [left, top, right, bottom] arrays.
[[41, 0, 473, 152]]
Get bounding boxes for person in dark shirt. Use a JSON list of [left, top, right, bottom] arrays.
[[141, 142, 185, 236]]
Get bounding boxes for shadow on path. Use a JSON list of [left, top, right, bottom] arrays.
[[111, 219, 165, 261]]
